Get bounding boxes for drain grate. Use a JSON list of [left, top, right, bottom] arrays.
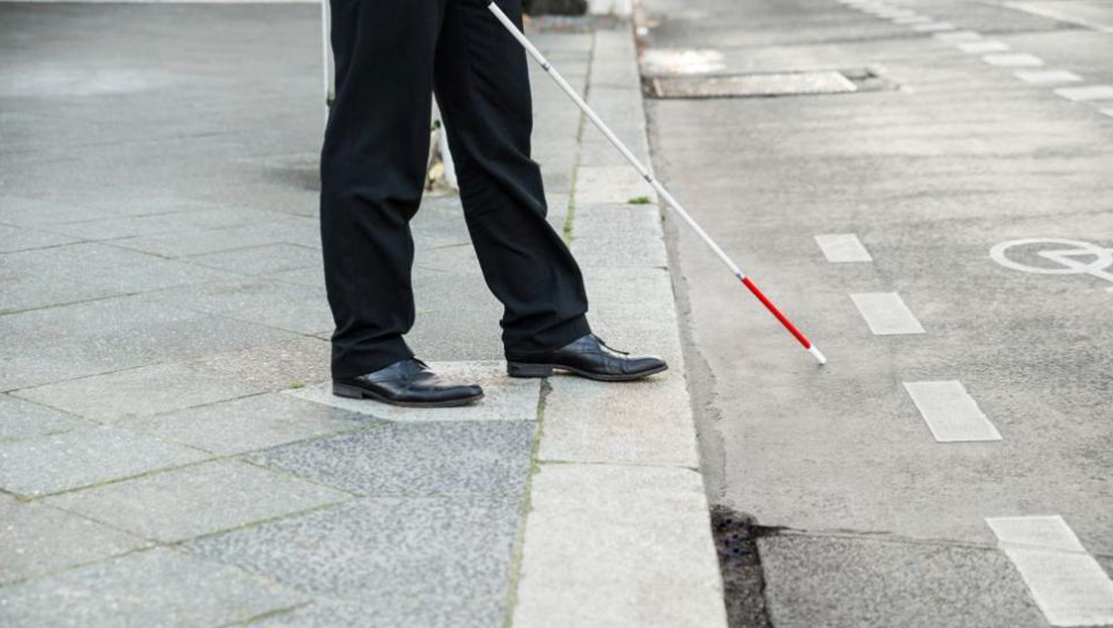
[[647, 69, 879, 99]]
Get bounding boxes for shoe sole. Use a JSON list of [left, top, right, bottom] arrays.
[[331, 383, 484, 408], [506, 362, 668, 382]]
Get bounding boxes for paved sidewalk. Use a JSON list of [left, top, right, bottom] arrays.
[[0, 4, 725, 627]]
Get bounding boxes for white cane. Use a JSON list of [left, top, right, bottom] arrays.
[[486, 3, 827, 365]]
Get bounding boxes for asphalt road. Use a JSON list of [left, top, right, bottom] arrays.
[[637, 0, 1113, 625]]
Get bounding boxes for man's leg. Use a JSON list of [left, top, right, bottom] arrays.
[[432, 0, 592, 360], [320, 0, 441, 378]]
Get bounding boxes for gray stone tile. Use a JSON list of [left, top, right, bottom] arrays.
[[412, 270, 499, 315], [587, 312, 684, 366], [0, 196, 116, 226], [404, 308, 505, 362], [0, 494, 149, 585], [187, 496, 519, 627], [415, 244, 483, 275], [0, 223, 78, 254], [0, 547, 306, 628], [112, 225, 283, 258], [247, 420, 534, 496], [83, 194, 221, 217], [574, 166, 652, 206], [47, 460, 350, 543], [512, 464, 727, 628], [183, 336, 331, 392], [540, 373, 699, 468], [40, 208, 255, 241], [264, 265, 324, 288], [144, 278, 332, 334], [0, 425, 209, 497], [126, 392, 370, 455], [187, 243, 321, 276], [287, 361, 539, 423], [112, 213, 321, 258], [1, 242, 235, 313], [14, 362, 264, 423], [0, 393, 90, 441], [0, 295, 300, 391]]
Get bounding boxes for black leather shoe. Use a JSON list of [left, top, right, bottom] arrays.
[[506, 334, 667, 382], [332, 359, 483, 408]]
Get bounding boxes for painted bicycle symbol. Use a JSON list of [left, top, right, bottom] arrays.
[[990, 238, 1113, 291]]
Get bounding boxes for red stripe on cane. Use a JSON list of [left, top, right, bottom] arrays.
[[740, 277, 812, 349]]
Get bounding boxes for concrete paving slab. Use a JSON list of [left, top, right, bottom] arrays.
[[540, 373, 698, 466], [38, 207, 262, 241], [186, 496, 519, 627], [0, 223, 78, 254], [1014, 69, 1083, 85], [1, 251, 232, 315], [0, 196, 116, 226], [0, 425, 209, 497], [513, 464, 727, 628], [758, 534, 1046, 628], [0, 494, 149, 585], [0, 393, 89, 441], [574, 165, 653, 205], [186, 242, 321, 276], [1054, 84, 1113, 101], [13, 362, 264, 423], [182, 336, 331, 392], [402, 307, 506, 362], [125, 391, 369, 455], [112, 224, 287, 258], [82, 195, 222, 218], [46, 460, 350, 543], [247, 420, 535, 497], [0, 547, 306, 628], [0, 295, 301, 391], [286, 361, 540, 423], [983, 53, 1045, 67]]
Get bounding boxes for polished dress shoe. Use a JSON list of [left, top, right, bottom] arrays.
[[332, 359, 483, 408], [506, 334, 667, 382]]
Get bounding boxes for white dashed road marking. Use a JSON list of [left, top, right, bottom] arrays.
[[913, 21, 955, 32], [986, 515, 1113, 626], [850, 292, 925, 335], [1054, 85, 1113, 101], [1014, 70, 1083, 85], [959, 40, 1009, 53], [815, 234, 873, 262], [983, 53, 1045, 67], [1102, 108, 1113, 118], [903, 381, 1001, 442]]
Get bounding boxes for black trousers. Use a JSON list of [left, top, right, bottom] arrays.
[[321, 0, 590, 378]]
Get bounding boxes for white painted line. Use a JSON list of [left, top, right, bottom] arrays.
[[874, 8, 916, 18], [1014, 70, 1083, 85], [815, 234, 873, 262], [958, 40, 1009, 53], [933, 30, 982, 43], [986, 515, 1113, 626], [1054, 85, 1113, 102], [903, 381, 1001, 442], [1101, 108, 1113, 118], [912, 21, 956, 32], [893, 15, 933, 24], [982, 53, 1045, 67], [850, 293, 925, 335]]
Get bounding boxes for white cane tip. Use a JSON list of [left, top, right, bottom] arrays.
[[807, 345, 827, 365]]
